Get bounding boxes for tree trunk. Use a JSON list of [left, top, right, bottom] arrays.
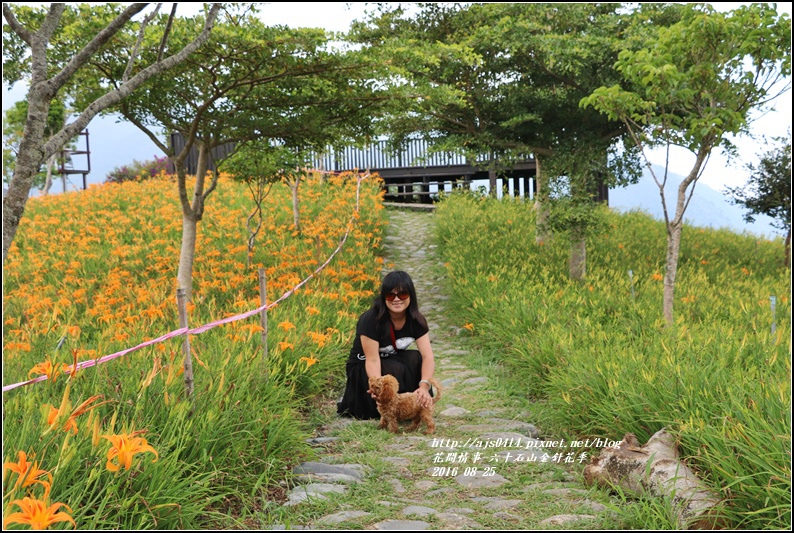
[[290, 174, 301, 233], [662, 147, 709, 326], [569, 229, 586, 280], [317, 154, 326, 183], [43, 153, 57, 195], [246, 210, 261, 270], [176, 142, 210, 302], [663, 225, 683, 326], [583, 429, 723, 529], [2, 87, 51, 264], [177, 214, 199, 301], [784, 227, 791, 269], [534, 156, 552, 244]]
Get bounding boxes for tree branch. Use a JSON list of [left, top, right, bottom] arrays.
[[42, 4, 221, 162], [118, 105, 170, 155], [158, 3, 178, 62], [28, 4, 67, 97], [123, 3, 162, 82], [49, 4, 149, 92], [2, 3, 35, 46]]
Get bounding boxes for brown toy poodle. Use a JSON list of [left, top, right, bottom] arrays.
[[368, 375, 442, 435]]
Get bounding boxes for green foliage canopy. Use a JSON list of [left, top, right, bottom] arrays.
[[70, 6, 386, 177], [2, 2, 220, 266], [582, 4, 791, 157], [581, 2, 791, 323], [350, 3, 643, 183]]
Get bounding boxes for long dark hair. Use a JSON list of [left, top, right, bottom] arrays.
[[371, 270, 428, 331]]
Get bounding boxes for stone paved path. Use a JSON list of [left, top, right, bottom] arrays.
[[272, 208, 617, 530]]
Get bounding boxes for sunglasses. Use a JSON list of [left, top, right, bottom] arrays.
[[385, 291, 410, 302]]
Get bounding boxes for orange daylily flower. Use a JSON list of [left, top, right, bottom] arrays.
[[46, 405, 78, 435], [4, 341, 31, 352], [652, 273, 664, 281], [28, 358, 70, 383], [46, 394, 108, 435], [278, 321, 296, 331], [101, 432, 158, 472], [462, 323, 474, 331], [307, 331, 331, 347], [3, 495, 75, 530], [300, 356, 319, 368], [3, 451, 53, 491]]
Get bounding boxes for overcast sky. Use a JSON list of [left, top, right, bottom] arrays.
[[3, 2, 791, 193]]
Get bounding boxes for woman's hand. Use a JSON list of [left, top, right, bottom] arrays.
[[415, 335, 435, 409], [415, 386, 432, 408]]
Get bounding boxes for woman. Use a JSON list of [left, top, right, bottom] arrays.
[[337, 270, 436, 419]]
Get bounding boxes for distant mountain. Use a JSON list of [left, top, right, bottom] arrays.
[[609, 165, 781, 240]]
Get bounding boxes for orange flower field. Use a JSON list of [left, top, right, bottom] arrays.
[[2, 172, 386, 529]]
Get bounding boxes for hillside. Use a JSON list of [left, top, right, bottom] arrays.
[[435, 192, 790, 529], [1, 174, 387, 529]]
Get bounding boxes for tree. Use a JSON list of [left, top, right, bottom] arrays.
[[582, 3, 791, 325], [351, 3, 641, 278], [75, 8, 384, 299], [726, 131, 791, 267], [349, 3, 547, 187], [224, 143, 315, 268], [494, 2, 647, 277], [222, 142, 279, 269], [541, 138, 640, 280], [2, 3, 221, 265]]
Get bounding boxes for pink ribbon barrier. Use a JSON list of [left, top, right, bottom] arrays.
[[3, 174, 369, 393]]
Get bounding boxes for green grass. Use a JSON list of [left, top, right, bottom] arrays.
[[434, 190, 791, 529]]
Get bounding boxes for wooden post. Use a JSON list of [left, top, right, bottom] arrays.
[[176, 288, 194, 398], [258, 268, 269, 381]]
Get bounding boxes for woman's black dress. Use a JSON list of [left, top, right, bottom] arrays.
[[337, 308, 429, 419]]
